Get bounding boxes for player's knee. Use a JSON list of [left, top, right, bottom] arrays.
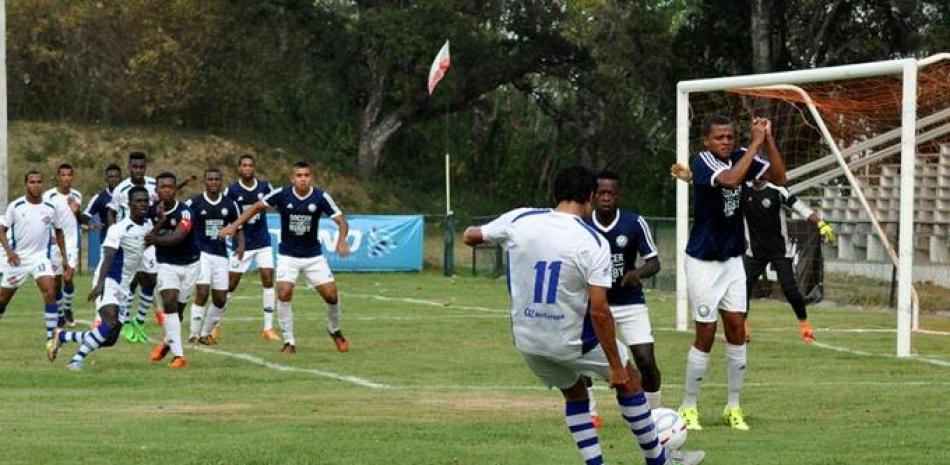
[[102, 324, 121, 347], [212, 296, 227, 308]]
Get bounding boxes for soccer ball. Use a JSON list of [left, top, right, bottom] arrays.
[[652, 407, 688, 451]]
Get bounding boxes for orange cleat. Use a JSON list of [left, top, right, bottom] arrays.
[[591, 413, 604, 430], [799, 320, 816, 343], [211, 326, 220, 341], [329, 330, 349, 353], [150, 343, 170, 362], [260, 328, 280, 341], [168, 356, 188, 368]]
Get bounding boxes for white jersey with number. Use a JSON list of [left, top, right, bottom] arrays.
[[109, 177, 157, 221], [42, 187, 82, 252], [1, 196, 70, 259], [481, 208, 613, 361], [95, 217, 154, 291]]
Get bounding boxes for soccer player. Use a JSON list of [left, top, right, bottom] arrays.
[[676, 114, 787, 432], [109, 151, 159, 343], [463, 165, 703, 465], [43, 163, 83, 327], [83, 163, 123, 247], [147, 172, 199, 368], [584, 169, 664, 427], [225, 154, 279, 341], [47, 187, 153, 370], [186, 167, 243, 344], [0, 171, 70, 347], [219, 161, 350, 355]]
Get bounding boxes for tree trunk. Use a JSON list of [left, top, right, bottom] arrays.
[[750, 0, 774, 115], [357, 72, 411, 179]]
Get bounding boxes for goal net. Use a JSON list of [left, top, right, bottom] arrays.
[[675, 54, 949, 359]]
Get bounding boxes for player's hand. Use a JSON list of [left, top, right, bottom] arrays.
[[88, 283, 103, 302], [7, 251, 20, 267], [144, 233, 156, 247], [764, 118, 773, 141], [336, 240, 351, 258], [63, 264, 74, 282], [620, 271, 641, 288], [670, 163, 693, 183], [155, 202, 166, 223], [218, 225, 236, 240], [235, 247, 245, 262], [67, 198, 80, 213], [607, 366, 630, 389], [750, 117, 768, 145], [818, 220, 837, 245]]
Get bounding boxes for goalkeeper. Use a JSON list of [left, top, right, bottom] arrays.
[[670, 164, 836, 343]]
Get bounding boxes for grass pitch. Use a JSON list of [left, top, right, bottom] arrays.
[[0, 272, 948, 465]]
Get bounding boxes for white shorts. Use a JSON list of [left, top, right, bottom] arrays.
[[95, 278, 128, 310], [612, 304, 654, 345], [520, 342, 630, 390], [156, 262, 200, 302], [138, 246, 157, 274], [49, 245, 79, 276], [276, 255, 334, 288], [685, 255, 747, 323], [197, 252, 230, 290], [229, 246, 275, 274], [1, 253, 54, 289]]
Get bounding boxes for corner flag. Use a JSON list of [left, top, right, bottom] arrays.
[[427, 40, 451, 95]]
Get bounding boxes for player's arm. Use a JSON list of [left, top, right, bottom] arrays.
[[219, 200, 266, 239], [621, 217, 661, 287], [785, 192, 837, 244], [670, 163, 693, 183], [462, 227, 484, 246], [53, 227, 72, 279], [0, 224, 17, 266], [332, 214, 351, 257], [713, 118, 768, 188], [759, 120, 787, 186], [464, 208, 525, 247], [621, 257, 660, 287], [589, 284, 629, 387], [78, 194, 99, 227]]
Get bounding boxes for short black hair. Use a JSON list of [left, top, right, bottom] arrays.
[[128, 186, 148, 199], [155, 171, 176, 183], [24, 170, 42, 182], [129, 151, 147, 162], [596, 169, 620, 182], [204, 167, 222, 177], [702, 113, 734, 136], [238, 154, 255, 164], [105, 163, 121, 173], [57, 163, 74, 173], [553, 165, 596, 204], [292, 161, 311, 170]]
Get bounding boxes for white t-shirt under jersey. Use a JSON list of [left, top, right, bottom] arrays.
[[481, 208, 612, 361]]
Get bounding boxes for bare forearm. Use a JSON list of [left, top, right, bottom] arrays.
[[633, 258, 660, 281], [717, 142, 762, 188], [334, 217, 349, 246], [96, 248, 117, 288], [463, 227, 484, 246], [0, 227, 12, 254], [591, 308, 623, 369], [764, 137, 787, 186]]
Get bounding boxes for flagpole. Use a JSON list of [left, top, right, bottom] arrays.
[[442, 91, 454, 276]]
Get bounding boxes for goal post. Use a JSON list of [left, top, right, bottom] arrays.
[[674, 57, 921, 357]]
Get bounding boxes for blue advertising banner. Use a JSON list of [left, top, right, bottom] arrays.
[[88, 215, 425, 272]]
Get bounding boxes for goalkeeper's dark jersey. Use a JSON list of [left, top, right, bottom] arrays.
[[742, 182, 798, 259]]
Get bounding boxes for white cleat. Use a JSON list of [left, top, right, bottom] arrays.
[[66, 360, 83, 372], [668, 449, 705, 465]]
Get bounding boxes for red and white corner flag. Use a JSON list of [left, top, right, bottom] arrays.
[[427, 40, 451, 95]]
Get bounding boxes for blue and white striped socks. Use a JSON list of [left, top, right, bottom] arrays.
[[565, 399, 604, 465], [135, 286, 155, 326], [71, 324, 110, 363], [44, 303, 59, 340], [618, 392, 667, 465]]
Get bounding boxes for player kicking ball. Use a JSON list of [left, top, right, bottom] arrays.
[[219, 161, 350, 355], [464, 165, 703, 465], [48, 187, 153, 370]]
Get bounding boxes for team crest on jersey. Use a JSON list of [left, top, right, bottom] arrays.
[[697, 305, 712, 318], [286, 203, 293, 209], [200, 209, 208, 215], [237, 196, 244, 202], [42, 215, 52, 225], [307, 204, 317, 212], [221, 208, 229, 216], [615, 235, 628, 248], [170, 218, 177, 226], [761, 198, 771, 208], [257, 193, 264, 199]]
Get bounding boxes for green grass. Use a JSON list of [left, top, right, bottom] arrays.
[[1, 272, 948, 465]]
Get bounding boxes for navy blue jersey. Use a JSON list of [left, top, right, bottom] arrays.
[[83, 188, 114, 244], [262, 186, 341, 258], [225, 179, 274, 251], [686, 148, 770, 261], [186, 193, 240, 257], [587, 209, 658, 306], [151, 201, 200, 265]]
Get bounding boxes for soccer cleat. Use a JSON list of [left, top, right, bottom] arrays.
[[132, 321, 149, 343], [211, 326, 220, 341], [64, 309, 75, 327], [329, 330, 349, 353], [47, 329, 63, 362], [66, 360, 83, 372], [122, 323, 140, 343], [743, 320, 751, 343], [155, 311, 166, 327], [168, 356, 188, 368], [668, 449, 706, 465], [678, 406, 702, 431], [198, 335, 217, 346], [187, 336, 199, 345], [280, 342, 296, 355], [590, 412, 603, 430], [260, 328, 280, 341], [722, 406, 749, 431], [799, 320, 816, 343], [56, 315, 66, 328], [150, 343, 170, 362]]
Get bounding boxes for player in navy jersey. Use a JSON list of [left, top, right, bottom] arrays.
[[146, 172, 199, 368], [584, 170, 665, 429], [83, 164, 122, 247], [219, 161, 350, 355], [185, 168, 243, 344], [224, 155, 279, 341], [675, 114, 787, 432]]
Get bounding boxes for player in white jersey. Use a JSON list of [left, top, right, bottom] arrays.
[[463, 165, 703, 465], [108, 151, 160, 343], [43, 163, 83, 327], [47, 187, 153, 370], [0, 171, 71, 350]]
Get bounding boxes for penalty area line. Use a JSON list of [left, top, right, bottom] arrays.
[[811, 341, 950, 368]]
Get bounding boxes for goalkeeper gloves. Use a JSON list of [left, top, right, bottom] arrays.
[[818, 220, 837, 245]]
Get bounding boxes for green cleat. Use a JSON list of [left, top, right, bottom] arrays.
[[132, 322, 149, 342], [121, 323, 137, 343], [678, 406, 703, 431], [722, 405, 749, 431]]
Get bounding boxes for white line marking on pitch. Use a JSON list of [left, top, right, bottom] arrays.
[[404, 380, 950, 392], [343, 292, 506, 314], [811, 341, 950, 368]]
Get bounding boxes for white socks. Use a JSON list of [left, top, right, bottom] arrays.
[[725, 343, 747, 407], [164, 314, 184, 357], [326, 299, 341, 333], [201, 304, 225, 337], [277, 301, 294, 345], [681, 346, 710, 409], [644, 391, 662, 410], [189, 304, 205, 339], [262, 287, 275, 330]]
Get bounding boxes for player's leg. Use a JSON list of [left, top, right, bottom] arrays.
[[190, 284, 210, 343], [50, 249, 65, 327], [58, 304, 122, 370], [35, 273, 60, 343], [772, 258, 815, 342], [718, 257, 750, 431], [153, 265, 188, 367], [257, 250, 277, 339], [614, 304, 662, 409], [679, 257, 720, 431], [309, 256, 347, 353], [121, 273, 141, 342], [199, 256, 230, 344], [61, 251, 77, 327], [0, 265, 26, 319], [275, 255, 299, 354], [741, 255, 769, 342], [133, 270, 158, 338], [582, 376, 603, 429]]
